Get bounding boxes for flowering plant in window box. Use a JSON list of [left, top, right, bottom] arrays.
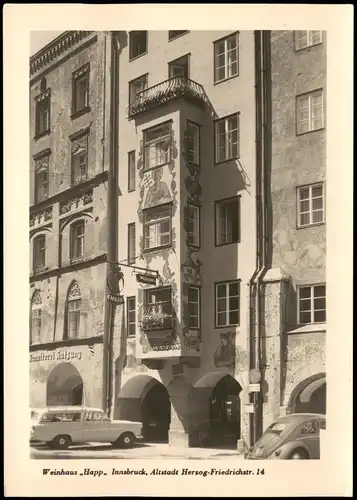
[[74, 174, 87, 184], [34, 264, 49, 274], [139, 306, 172, 331]]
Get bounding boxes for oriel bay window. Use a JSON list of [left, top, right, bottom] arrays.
[[215, 113, 239, 163], [143, 287, 173, 330], [188, 286, 201, 329], [215, 280, 240, 327], [143, 122, 172, 171], [143, 203, 172, 251]]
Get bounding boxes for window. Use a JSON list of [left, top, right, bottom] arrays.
[[72, 64, 90, 116], [188, 286, 200, 329], [127, 297, 136, 337], [128, 150, 136, 192], [143, 287, 173, 330], [215, 114, 239, 163], [129, 74, 148, 110], [129, 31, 147, 60], [70, 221, 85, 261], [186, 121, 200, 164], [186, 204, 200, 247], [296, 90, 324, 134], [143, 122, 172, 170], [128, 223, 136, 265], [169, 54, 189, 79], [214, 32, 239, 83], [30, 290, 42, 345], [66, 281, 82, 339], [33, 234, 46, 272], [215, 281, 240, 327], [215, 197, 240, 246], [35, 166, 49, 203], [71, 149, 88, 185], [298, 284, 326, 325], [297, 184, 324, 227], [168, 31, 189, 41], [143, 204, 172, 251], [35, 91, 50, 137], [295, 31, 322, 50], [300, 421, 318, 436]]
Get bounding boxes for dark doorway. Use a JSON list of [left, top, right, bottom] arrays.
[[46, 363, 84, 406], [294, 379, 326, 414], [142, 383, 171, 443], [72, 383, 84, 406]]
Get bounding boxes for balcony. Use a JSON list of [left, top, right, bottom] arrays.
[[128, 76, 206, 118]]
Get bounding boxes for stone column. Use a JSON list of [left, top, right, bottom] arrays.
[[167, 375, 191, 448]]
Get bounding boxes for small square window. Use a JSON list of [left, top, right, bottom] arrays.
[[143, 204, 172, 251], [129, 31, 148, 60], [214, 32, 239, 83], [215, 197, 240, 246], [143, 122, 172, 171], [298, 284, 326, 325], [215, 281, 240, 327], [168, 54, 190, 79], [297, 183, 324, 227], [296, 90, 324, 135], [215, 114, 239, 163]]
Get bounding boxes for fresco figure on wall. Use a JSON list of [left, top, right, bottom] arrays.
[[213, 332, 235, 368], [124, 339, 147, 373], [143, 167, 171, 209], [182, 252, 202, 285]]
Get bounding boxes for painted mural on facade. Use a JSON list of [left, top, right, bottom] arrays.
[[213, 332, 249, 372]]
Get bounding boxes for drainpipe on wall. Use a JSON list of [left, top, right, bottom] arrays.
[[102, 32, 119, 414]]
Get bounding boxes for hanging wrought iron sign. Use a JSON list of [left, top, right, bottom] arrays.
[[106, 264, 125, 305]]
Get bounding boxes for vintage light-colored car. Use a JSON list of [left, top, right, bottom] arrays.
[[245, 413, 326, 460], [30, 406, 142, 450]]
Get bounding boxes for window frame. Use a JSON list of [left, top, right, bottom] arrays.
[[297, 283, 326, 326], [70, 220, 85, 262], [213, 31, 239, 84], [128, 73, 148, 112], [128, 150, 136, 192], [296, 182, 325, 228], [30, 306, 42, 345], [214, 280, 241, 328], [168, 53, 190, 79], [143, 121, 172, 172], [296, 89, 324, 136], [186, 120, 200, 165], [33, 234, 46, 272], [188, 286, 201, 330], [168, 31, 189, 42], [143, 203, 173, 252], [186, 203, 201, 249], [294, 31, 323, 51], [126, 296, 136, 337], [34, 165, 49, 204], [129, 31, 148, 61], [215, 195, 241, 247], [67, 297, 82, 339], [127, 222, 136, 265], [214, 112, 240, 164], [143, 286, 173, 331], [71, 63, 90, 118], [71, 135, 89, 186], [35, 89, 51, 139]]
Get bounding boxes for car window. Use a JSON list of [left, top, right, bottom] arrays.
[[317, 419, 326, 430], [300, 420, 318, 436], [73, 412, 82, 422], [85, 411, 104, 422]]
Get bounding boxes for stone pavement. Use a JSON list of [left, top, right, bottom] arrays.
[[31, 442, 246, 460]]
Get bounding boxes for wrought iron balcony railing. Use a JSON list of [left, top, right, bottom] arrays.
[[128, 76, 206, 118]]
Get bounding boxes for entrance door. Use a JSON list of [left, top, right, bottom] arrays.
[[142, 384, 171, 443]]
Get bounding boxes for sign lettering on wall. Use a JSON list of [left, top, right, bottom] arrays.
[[106, 293, 124, 305], [136, 273, 157, 285], [30, 350, 82, 363]]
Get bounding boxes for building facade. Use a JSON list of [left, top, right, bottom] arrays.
[[29, 30, 326, 449], [29, 31, 116, 410]]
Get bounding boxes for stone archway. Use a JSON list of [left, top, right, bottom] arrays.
[[46, 362, 84, 406], [189, 372, 242, 449], [117, 375, 171, 443], [288, 373, 326, 415]]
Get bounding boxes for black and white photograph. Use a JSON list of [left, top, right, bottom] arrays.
[[4, 4, 353, 498]]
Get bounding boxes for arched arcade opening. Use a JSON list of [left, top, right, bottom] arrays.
[[46, 362, 83, 406], [189, 372, 242, 449], [117, 375, 171, 443], [288, 373, 326, 415]]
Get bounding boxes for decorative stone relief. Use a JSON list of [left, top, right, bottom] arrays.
[[30, 207, 52, 227], [68, 281, 81, 299], [32, 290, 42, 305], [59, 190, 93, 215], [181, 250, 202, 285]]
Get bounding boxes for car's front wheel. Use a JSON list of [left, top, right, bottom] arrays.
[[51, 435, 71, 450], [114, 432, 135, 449], [290, 449, 309, 459]]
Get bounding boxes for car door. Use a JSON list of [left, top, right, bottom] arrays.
[[296, 419, 320, 459], [82, 411, 110, 443], [61, 411, 83, 442]]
